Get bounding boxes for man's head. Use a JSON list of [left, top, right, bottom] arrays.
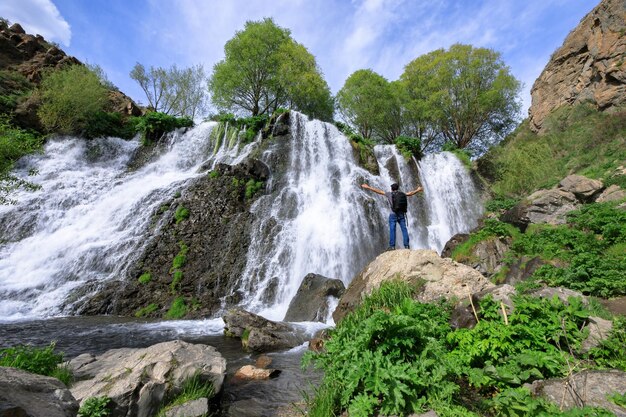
[[391, 183, 399, 191]]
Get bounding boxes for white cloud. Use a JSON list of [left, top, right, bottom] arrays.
[[0, 0, 71, 46]]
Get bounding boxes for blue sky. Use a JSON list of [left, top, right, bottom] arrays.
[[1, 0, 594, 117]]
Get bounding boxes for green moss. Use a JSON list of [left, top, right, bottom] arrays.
[[241, 328, 251, 350], [165, 297, 188, 319], [174, 206, 189, 224], [170, 270, 183, 292], [135, 303, 158, 318], [138, 272, 152, 284], [245, 179, 264, 199], [171, 242, 189, 271], [208, 170, 220, 179]]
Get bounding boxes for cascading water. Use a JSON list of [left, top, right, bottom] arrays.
[[418, 152, 484, 252], [0, 122, 254, 321], [0, 112, 483, 323]]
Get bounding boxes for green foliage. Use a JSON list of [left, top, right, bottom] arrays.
[[134, 112, 193, 145], [171, 270, 183, 292], [156, 374, 214, 417], [78, 396, 112, 417], [83, 112, 137, 139], [174, 206, 189, 224], [395, 135, 422, 159], [0, 69, 32, 116], [165, 297, 188, 319], [130, 63, 207, 118], [587, 317, 626, 371], [0, 342, 72, 385], [208, 170, 220, 179], [0, 115, 43, 203], [401, 44, 521, 153], [484, 106, 626, 197], [452, 219, 518, 263], [138, 272, 152, 284], [209, 18, 333, 120], [507, 203, 626, 297], [608, 391, 626, 408], [37, 65, 108, 135], [485, 196, 518, 212], [135, 303, 158, 318], [245, 179, 264, 199], [304, 281, 622, 417]]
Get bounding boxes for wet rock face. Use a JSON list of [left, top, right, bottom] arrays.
[[283, 273, 345, 322], [528, 0, 626, 132], [79, 160, 267, 318]]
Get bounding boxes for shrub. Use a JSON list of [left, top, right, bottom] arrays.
[[37, 65, 108, 135], [245, 179, 264, 199], [0, 342, 72, 385], [165, 297, 187, 319], [134, 112, 193, 145], [0, 69, 32, 116], [395, 135, 422, 160], [83, 112, 137, 139], [78, 396, 112, 417]]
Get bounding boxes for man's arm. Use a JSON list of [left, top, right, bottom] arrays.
[[361, 183, 386, 195], [406, 186, 424, 196]]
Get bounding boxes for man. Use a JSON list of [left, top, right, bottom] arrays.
[[361, 182, 424, 250]]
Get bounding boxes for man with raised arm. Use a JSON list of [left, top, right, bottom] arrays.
[[361, 182, 423, 250]]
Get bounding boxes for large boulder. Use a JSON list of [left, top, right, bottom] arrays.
[[0, 366, 78, 417], [223, 308, 307, 352], [596, 184, 626, 202], [69, 340, 226, 417], [502, 188, 578, 231], [333, 249, 495, 323], [531, 370, 626, 416], [283, 273, 345, 322], [528, 0, 626, 132], [558, 175, 604, 202], [466, 237, 511, 278]]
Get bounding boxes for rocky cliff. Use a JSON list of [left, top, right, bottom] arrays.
[[0, 20, 140, 130], [528, 0, 626, 132]]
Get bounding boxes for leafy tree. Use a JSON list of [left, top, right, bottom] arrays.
[[37, 65, 108, 135], [336, 69, 399, 141], [209, 18, 333, 120], [130, 63, 207, 118], [402, 44, 521, 153]]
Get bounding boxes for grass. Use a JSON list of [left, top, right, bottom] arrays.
[[0, 342, 72, 385], [156, 374, 214, 417], [135, 303, 158, 318], [165, 297, 188, 319], [481, 104, 626, 198], [138, 272, 152, 284]]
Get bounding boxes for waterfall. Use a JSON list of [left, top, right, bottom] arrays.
[[0, 113, 483, 322], [0, 122, 254, 321]]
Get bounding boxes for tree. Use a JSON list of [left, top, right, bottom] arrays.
[[209, 18, 333, 120], [37, 64, 108, 135], [130, 63, 207, 119], [336, 69, 398, 141], [402, 44, 521, 153]]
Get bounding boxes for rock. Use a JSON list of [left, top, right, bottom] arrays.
[[502, 189, 578, 231], [69, 340, 225, 417], [596, 184, 626, 202], [468, 237, 511, 277], [333, 249, 494, 323], [255, 355, 273, 368], [558, 175, 604, 202], [529, 287, 589, 305], [9, 23, 25, 34], [0, 366, 78, 417], [600, 296, 626, 316], [531, 370, 626, 416], [164, 398, 209, 417], [234, 365, 281, 380], [581, 316, 613, 353], [529, 0, 626, 132], [223, 308, 307, 352], [450, 284, 517, 330], [440, 233, 470, 258], [283, 273, 345, 322]]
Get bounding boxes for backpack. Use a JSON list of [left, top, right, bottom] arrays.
[[391, 190, 408, 213]]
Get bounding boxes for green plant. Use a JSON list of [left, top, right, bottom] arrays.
[[135, 303, 158, 318], [83, 111, 137, 139], [165, 297, 188, 319], [485, 196, 518, 212], [0, 342, 72, 385], [608, 391, 626, 408], [587, 316, 626, 371], [171, 242, 189, 270], [138, 272, 152, 284], [245, 179, 264, 199], [78, 396, 112, 417], [171, 270, 183, 292], [156, 374, 214, 417], [37, 65, 108, 135], [174, 206, 189, 224], [395, 135, 422, 159], [134, 112, 193, 145], [208, 170, 220, 179]]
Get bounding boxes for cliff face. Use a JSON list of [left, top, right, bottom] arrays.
[[0, 21, 140, 129], [528, 0, 626, 133]]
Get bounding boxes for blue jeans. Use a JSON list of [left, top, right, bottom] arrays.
[[389, 212, 409, 248]]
